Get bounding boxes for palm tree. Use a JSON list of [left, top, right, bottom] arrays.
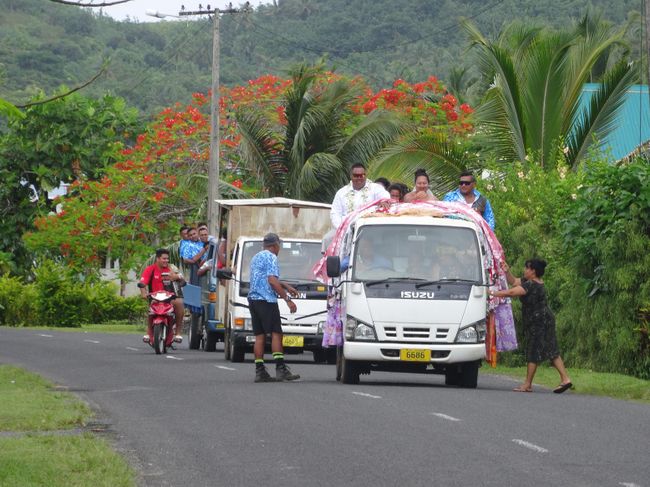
[[463, 11, 637, 169], [370, 133, 475, 196], [235, 63, 404, 203]]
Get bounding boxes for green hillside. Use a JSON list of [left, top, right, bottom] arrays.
[[0, 0, 642, 115]]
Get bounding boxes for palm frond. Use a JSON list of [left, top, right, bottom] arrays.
[[296, 152, 347, 202], [463, 19, 527, 162], [563, 25, 627, 133], [371, 134, 472, 196], [235, 109, 286, 196], [566, 59, 638, 168], [337, 110, 405, 168], [520, 32, 574, 167]]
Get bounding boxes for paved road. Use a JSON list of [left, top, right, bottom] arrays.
[[1, 327, 648, 487]]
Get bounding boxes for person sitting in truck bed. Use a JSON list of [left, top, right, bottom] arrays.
[[330, 163, 389, 229], [181, 227, 209, 284]]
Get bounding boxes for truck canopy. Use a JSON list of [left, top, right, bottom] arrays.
[[216, 198, 331, 253]]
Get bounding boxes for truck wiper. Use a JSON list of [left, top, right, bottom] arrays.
[[282, 278, 321, 285], [365, 277, 428, 287], [415, 278, 479, 289]]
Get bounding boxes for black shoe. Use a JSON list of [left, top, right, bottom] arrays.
[[255, 366, 276, 383], [276, 363, 300, 381]]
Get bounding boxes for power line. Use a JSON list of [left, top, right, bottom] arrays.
[[120, 18, 211, 98]]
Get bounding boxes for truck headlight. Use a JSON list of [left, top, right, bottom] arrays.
[[234, 317, 252, 330], [317, 321, 326, 334], [345, 316, 377, 341], [354, 323, 377, 341], [455, 319, 486, 343]]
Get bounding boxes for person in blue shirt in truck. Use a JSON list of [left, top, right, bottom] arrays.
[[443, 170, 495, 230]]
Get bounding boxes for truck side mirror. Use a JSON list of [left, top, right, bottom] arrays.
[[326, 256, 341, 278], [216, 269, 233, 280]]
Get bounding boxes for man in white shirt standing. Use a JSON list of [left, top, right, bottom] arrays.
[[330, 163, 390, 229]]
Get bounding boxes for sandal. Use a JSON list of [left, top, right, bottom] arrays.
[[513, 385, 532, 392], [553, 382, 573, 394]]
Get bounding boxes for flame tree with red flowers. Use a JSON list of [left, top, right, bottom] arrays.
[[25, 63, 474, 279]]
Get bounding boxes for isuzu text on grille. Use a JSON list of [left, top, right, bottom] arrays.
[[400, 291, 435, 299]]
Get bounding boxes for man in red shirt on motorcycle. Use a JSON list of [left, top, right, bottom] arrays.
[[138, 248, 186, 345]]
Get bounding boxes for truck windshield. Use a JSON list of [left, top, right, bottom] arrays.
[[240, 241, 323, 283], [351, 225, 482, 283]]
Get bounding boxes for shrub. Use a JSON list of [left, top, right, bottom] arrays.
[[86, 282, 146, 323], [33, 260, 89, 327], [557, 159, 650, 379], [483, 161, 580, 366], [0, 276, 37, 326]]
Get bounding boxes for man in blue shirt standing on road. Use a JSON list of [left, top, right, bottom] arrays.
[[443, 170, 495, 230], [248, 233, 301, 383]]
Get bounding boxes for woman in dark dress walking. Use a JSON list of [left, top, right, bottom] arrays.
[[489, 258, 572, 393]]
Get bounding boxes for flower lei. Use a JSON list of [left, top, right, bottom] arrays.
[[344, 181, 371, 215]]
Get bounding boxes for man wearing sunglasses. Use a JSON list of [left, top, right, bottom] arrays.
[[443, 171, 495, 230], [330, 163, 390, 229]]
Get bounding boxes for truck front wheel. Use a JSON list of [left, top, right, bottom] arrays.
[[459, 361, 479, 389], [445, 366, 461, 386], [230, 334, 245, 362], [312, 349, 326, 363], [340, 353, 360, 385], [224, 328, 232, 360]]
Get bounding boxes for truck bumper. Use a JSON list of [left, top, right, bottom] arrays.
[[207, 319, 225, 335], [344, 341, 485, 364], [232, 331, 323, 352]]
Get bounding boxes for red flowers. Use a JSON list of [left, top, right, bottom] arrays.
[[232, 179, 243, 189]]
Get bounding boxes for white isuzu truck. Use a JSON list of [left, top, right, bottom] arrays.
[[326, 211, 488, 387]]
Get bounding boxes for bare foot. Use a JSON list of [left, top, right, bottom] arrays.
[[513, 385, 532, 392]]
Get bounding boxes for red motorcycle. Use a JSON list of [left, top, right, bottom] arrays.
[[144, 290, 177, 354]]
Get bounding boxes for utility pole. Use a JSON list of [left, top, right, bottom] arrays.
[[179, 3, 248, 237]]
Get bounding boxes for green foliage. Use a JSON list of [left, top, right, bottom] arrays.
[[483, 160, 581, 366], [236, 62, 404, 202], [484, 157, 650, 378], [0, 90, 141, 275], [0, 261, 146, 327], [557, 159, 650, 378], [464, 12, 637, 169], [0, 0, 642, 115], [0, 276, 37, 327], [33, 260, 90, 327], [85, 285, 146, 324]]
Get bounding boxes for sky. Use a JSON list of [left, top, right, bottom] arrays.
[[97, 0, 267, 22]]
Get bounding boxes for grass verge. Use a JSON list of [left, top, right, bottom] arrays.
[[9, 323, 146, 334], [0, 366, 91, 431], [0, 435, 135, 487], [0, 365, 136, 487], [482, 364, 650, 403]]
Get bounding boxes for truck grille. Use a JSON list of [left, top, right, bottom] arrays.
[[382, 325, 450, 341]]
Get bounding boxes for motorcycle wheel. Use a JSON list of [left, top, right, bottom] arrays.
[[153, 325, 164, 355]]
